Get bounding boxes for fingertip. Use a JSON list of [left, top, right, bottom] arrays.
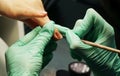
[[37, 11, 47, 17], [54, 29, 63, 40], [53, 34, 63, 41], [27, 8, 47, 17], [58, 34, 63, 39]]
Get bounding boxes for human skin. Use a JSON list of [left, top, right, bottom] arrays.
[[0, 0, 62, 40]]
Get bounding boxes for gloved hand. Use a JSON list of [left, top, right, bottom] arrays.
[[65, 8, 120, 76], [55, 8, 120, 76], [5, 21, 56, 76]]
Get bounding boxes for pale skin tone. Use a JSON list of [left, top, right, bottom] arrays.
[[0, 0, 62, 40]]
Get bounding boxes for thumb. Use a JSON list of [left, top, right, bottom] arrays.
[[73, 19, 83, 36], [30, 21, 55, 49], [66, 30, 90, 50], [55, 24, 70, 36], [73, 8, 97, 38]]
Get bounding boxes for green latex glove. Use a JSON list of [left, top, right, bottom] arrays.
[[65, 8, 120, 76], [5, 21, 56, 76], [55, 24, 83, 61], [55, 8, 120, 76]]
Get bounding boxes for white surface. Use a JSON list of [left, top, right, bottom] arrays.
[[0, 38, 8, 76], [0, 16, 24, 46], [17, 21, 24, 38]]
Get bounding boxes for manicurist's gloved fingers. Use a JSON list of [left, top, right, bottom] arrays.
[[15, 26, 41, 46], [73, 19, 83, 34], [66, 30, 90, 50], [65, 29, 90, 61], [28, 21, 55, 50], [73, 8, 114, 43], [54, 24, 70, 36], [72, 9, 95, 38]]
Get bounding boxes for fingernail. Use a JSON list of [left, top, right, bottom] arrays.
[[41, 11, 47, 14], [59, 35, 63, 39], [38, 11, 47, 16]]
